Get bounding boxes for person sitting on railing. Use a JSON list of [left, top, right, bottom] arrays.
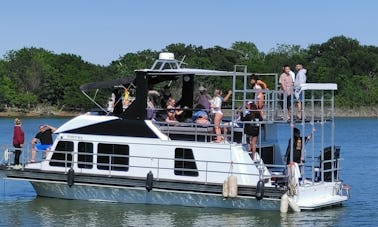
[[250, 74, 266, 118], [242, 102, 263, 160], [254, 84, 265, 117], [250, 74, 268, 90], [30, 124, 57, 163]]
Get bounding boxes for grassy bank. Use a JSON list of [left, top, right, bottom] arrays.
[[334, 106, 378, 118]]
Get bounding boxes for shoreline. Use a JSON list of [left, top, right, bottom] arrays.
[[0, 110, 81, 118], [1, 106, 377, 118]]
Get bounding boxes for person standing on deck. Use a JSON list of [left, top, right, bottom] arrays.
[[279, 65, 294, 121], [285, 127, 314, 164], [210, 89, 232, 143], [195, 86, 211, 111], [294, 64, 307, 120], [160, 84, 172, 108], [12, 118, 24, 169], [242, 103, 263, 160]]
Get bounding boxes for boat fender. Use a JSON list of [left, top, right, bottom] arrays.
[[288, 196, 301, 212], [146, 171, 153, 192], [67, 168, 75, 187], [228, 175, 238, 198], [222, 179, 229, 198], [280, 193, 289, 213], [256, 179, 264, 200]]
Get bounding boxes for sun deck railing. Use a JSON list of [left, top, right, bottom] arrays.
[[2, 146, 342, 186]]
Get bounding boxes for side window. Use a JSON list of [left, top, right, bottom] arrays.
[[97, 144, 129, 171], [174, 148, 198, 177], [257, 146, 274, 165], [50, 141, 73, 167], [78, 142, 93, 169]]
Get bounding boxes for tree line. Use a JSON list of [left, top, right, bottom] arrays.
[[0, 35, 377, 112]]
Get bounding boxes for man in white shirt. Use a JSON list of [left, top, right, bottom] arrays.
[[294, 64, 307, 120]]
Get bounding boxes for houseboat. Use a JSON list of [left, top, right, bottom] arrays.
[[0, 53, 349, 212]]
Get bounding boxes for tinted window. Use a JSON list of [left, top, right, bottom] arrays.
[[97, 144, 129, 171], [78, 142, 93, 169], [50, 141, 73, 167], [174, 148, 198, 176], [257, 146, 274, 165]]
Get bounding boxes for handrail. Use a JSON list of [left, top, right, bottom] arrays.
[[22, 149, 275, 182], [2, 145, 342, 186]]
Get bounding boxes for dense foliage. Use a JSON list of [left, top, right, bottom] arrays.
[[0, 35, 377, 111]]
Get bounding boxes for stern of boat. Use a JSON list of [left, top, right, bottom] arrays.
[[294, 181, 350, 210]]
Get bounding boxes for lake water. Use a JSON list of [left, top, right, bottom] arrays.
[[0, 117, 376, 226]]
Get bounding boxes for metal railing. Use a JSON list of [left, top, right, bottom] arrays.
[[23, 149, 274, 183]]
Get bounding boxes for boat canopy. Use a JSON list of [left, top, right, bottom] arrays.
[[80, 76, 136, 91]]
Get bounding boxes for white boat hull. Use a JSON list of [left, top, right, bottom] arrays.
[[296, 181, 349, 210], [31, 181, 281, 211]]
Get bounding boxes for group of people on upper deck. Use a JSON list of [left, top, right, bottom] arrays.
[[279, 63, 307, 121], [155, 63, 307, 146]]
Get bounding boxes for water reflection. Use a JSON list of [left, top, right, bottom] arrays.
[[0, 197, 347, 226], [280, 208, 346, 227]]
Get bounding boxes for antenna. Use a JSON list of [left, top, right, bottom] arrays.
[[178, 55, 186, 68]]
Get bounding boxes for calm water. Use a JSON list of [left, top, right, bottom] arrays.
[[0, 117, 377, 226]]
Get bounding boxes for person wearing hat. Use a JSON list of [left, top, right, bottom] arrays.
[[12, 118, 24, 169], [195, 86, 211, 111]]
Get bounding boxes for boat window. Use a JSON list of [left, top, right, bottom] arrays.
[[49, 141, 73, 167], [257, 146, 274, 165], [174, 148, 198, 177], [97, 144, 129, 171], [78, 142, 93, 169]]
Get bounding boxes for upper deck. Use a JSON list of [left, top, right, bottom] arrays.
[[78, 53, 338, 146]]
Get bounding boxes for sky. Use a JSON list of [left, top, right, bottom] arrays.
[[1, 0, 377, 66]]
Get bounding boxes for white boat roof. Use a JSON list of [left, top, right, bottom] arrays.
[[300, 83, 337, 91], [55, 114, 120, 133], [139, 68, 251, 77]]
